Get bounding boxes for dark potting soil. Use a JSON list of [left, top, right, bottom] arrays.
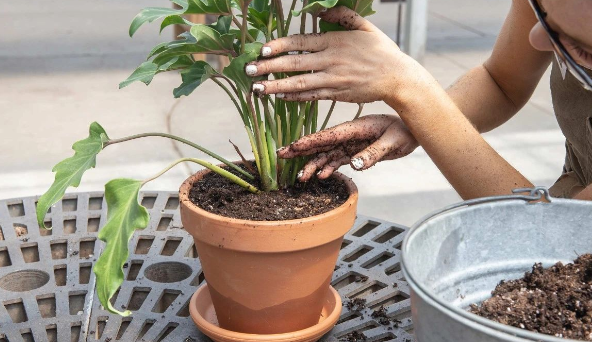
[[471, 254, 592, 340], [188, 164, 349, 221]]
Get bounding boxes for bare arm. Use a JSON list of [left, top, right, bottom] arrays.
[[574, 184, 592, 200], [447, 0, 553, 133]]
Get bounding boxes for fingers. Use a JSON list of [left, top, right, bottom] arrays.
[[350, 122, 413, 170], [298, 149, 346, 181], [277, 144, 334, 159], [246, 53, 328, 76], [280, 88, 340, 102], [317, 156, 350, 179], [253, 73, 331, 96], [290, 115, 393, 152], [318, 6, 378, 32], [259, 33, 330, 58]]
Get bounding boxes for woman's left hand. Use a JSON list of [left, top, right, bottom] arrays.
[[245, 6, 412, 103]]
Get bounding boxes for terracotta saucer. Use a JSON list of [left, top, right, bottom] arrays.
[[189, 284, 342, 342]]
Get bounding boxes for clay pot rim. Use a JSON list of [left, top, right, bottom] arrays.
[[189, 284, 342, 341], [179, 167, 358, 227]]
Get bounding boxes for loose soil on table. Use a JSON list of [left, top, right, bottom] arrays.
[[189, 164, 349, 221], [471, 254, 592, 340]]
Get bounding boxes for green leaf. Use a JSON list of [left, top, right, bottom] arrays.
[[94, 179, 149, 316], [229, 28, 264, 41], [247, 8, 276, 34], [129, 0, 232, 37], [249, 0, 269, 12], [129, 7, 183, 37], [36, 123, 109, 228], [119, 61, 159, 88], [189, 24, 236, 55], [173, 61, 217, 98], [209, 15, 232, 34], [147, 41, 168, 60], [337, 0, 375, 16], [159, 14, 193, 33], [185, 0, 232, 15], [222, 42, 263, 93], [292, 0, 338, 16], [319, 19, 347, 32]]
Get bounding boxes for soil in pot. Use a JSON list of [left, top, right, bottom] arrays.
[[471, 254, 592, 340], [189, 163, 349, 220]]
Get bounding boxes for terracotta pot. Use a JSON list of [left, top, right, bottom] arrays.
[[179, 168, 358, 334]]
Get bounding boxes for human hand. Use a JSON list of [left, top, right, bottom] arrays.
[[245, 7, 413, 103], [277, 114, 418, 181]]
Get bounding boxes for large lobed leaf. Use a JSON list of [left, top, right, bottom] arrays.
[[292, 0, 338, 16], [36, 123, 109, 228], [173, 61, 217, 97], [293, 0, 375, 18], [129, 0, 232, 37], [119, 55, 193, 89], [222, 42, 263, 94], [94, 179, 149, 316], [189, 24, 236, 55]]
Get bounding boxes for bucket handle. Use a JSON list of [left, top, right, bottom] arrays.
[[414, 187, 552, 225]]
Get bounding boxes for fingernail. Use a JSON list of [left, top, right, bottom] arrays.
[[316, 170, 323, 176], [261, 46, 272, 57], [252, 83, 265, 93], [297, 170, 304, 179], [351, 157, 364, 170], [288, 51, 298, 55], [276, 146, 286, 153], [245, 64, 258, 76], [276, 93, 285, 99], [320, 8, 328, 12]]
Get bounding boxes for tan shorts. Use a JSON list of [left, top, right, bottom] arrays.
[[549, 171, 586, 198]]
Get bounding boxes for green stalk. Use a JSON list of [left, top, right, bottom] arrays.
[[263, 97, 277, 141], [292, 102, 308, 142], [142, 158, 259, 193], [320, 101, 336, 130], [245, 128, 261, 173], [211, 77, 244, 124], [273, 0, 285, 38], [104, 133, 254, 180], [247, 93, 273, 191], [232, 17, 255, 43], [300, 0, 308, 34], [240, 5, 249, 54], [354, 103, 365, 119], [284, 0, 299, 34]]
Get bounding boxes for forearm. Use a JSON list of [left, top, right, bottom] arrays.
[[386, 64, 532, 200], [574, 184, 592, 201], [446, 65, 520, 133]]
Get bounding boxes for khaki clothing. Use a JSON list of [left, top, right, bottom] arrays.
[[548, 58, 592, 198]]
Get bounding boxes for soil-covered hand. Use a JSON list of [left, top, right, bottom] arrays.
[[245, 7, 408, 103], [277, 114, 418, 181]]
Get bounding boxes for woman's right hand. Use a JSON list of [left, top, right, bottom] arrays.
[[246, 7, 419, 104], [277, 114, 418, 181]]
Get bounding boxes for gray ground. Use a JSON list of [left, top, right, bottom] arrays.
[[0, 0, 563, 226]]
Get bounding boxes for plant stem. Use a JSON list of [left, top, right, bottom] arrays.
[[354, 103, 364, 119], [104, 133, 254, 180], [320, 101, 336, 130], [232, 17, 255, 43], [211, 77, 243, 120], [312, 14, 318, 33], [142, 158, 259, 193], [300, 0, 308, 34], [240, 6, 249, 54], [284, 0, 298, 34], [273, 0, 285, 37]]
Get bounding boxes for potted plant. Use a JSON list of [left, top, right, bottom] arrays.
[[35, 0, 374, 338]]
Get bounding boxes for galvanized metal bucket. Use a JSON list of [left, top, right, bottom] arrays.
[[401, 188, 592, 342]]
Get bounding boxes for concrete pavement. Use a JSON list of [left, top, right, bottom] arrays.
[[0, 0, 565, 226]]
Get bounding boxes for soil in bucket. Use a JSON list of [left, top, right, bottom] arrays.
[[188, 163, 349, 220], [471, 254, 592, 340]]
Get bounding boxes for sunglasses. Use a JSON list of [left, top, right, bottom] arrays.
[[529, 0, 592, 91]]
